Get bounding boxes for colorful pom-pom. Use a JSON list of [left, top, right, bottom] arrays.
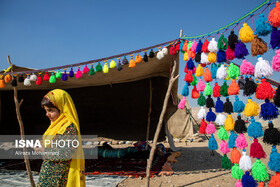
[[36, 74, 43, 85], [218, 126, 229, 140], [82, 65, 90, 73], [241, 171, 256, 187], [239, 23, 254, 43], [250, 139, 266, 159], [220, 140, 231, 154], [76, 68, 83, 78], [226, 46, 235, 60], [222, 154, 232, 170], [208, 134, 218, 150], [256, 79, 274, 100], [244, 99, 260, 117], [220, 81, 229, 97], [223, 98, 233, 114], [215, 97, 224, 113], [233, 96, 245, 113], [216, 65, 227, 79], [229, 131, 238, 149], [239, 151, 252, 171], [247, 118, 263, 139], [202, 39, 210, 53], [228, 31, 238, 49], [268, 146, 280, 172], [199, 119, 207, 134], [256, 13, 272, 36], [215, 113, 226, 126], [197, 106, 207, 120], [206, 108, 216, 122], [240, 59, 254, 75], [225, 115, 235, 131], [181, 82, 189, 97], [252, 159, 269, 182], [191, 86, 200, 99], [235, 41, 249, 59], [235, 133, 248, 150], [270, 27, 280, 49], [231, 163, 243, 179], [263, 122, 280, 145], [268, 2, 280, 28], [251, 35, 268, 57]]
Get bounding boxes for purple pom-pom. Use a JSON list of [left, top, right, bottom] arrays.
[[234, 41, 249, 59], [270, 27, 280, 49]]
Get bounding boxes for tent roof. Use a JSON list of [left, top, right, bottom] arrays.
[[1, 51, 179, 100]]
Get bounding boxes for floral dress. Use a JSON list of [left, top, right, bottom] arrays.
[[38, 124, 78, 187]]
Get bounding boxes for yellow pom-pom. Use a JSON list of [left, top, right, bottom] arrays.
[[103, 63, 109, 73], [135, 54, 142, 63], [184, 52, 189, 61], [195, 64, 204, 77], [110, 60, 116, 68], [129, 57, 136, 68], [244, 99, 260, 117], [208, 52, 217, 63], [225, 115, 235, 131], [0, 79, 5, 88], [239, 23, 254, 43], [224, 71, 230, 80]]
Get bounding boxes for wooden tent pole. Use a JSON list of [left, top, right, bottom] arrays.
[[7, 56, 36, 187], [145, 78, 152, 150], [145, 60, 179, 187]]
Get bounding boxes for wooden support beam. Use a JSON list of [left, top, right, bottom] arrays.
[[145, 78, 152, 150], [145, 60, 179, 187]]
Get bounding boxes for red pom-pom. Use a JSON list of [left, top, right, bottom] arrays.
[[199, 119, 207, 134], [258, 182, 265, 187], [184, 71, 193, 83], [36, 74, 43, 85], [202, 39, 210, 53], [191, 86, 200, 99], [213, 82, 221, 97], [226, 46, 235, 60], [269, 172, 280, 187], [250, 139, 266, 159], [230, 147, 241, 164], [184, 63, 188, 73], [43, 72, 50, 81], [170, 45, 176, 55], [201, 63, 206, 67], [175, 42, 180, 52], [256, 79, 274, 100], [203, 67, 213, 82]]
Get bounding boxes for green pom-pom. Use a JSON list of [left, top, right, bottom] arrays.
[[187, 41, 193, 51], [89, 65, 95, 75], [228, 63, 240, 79], [231, 164, 243, 179], [55, 70, 62, 79], [252, 159, 269, 182], [49, 73, 56, 83], [190, 74, 198, 86], [218, 126, 229, 140], [198, 93, 206, 106], [204, 82, 212, 96], [220, 81, 229, 97], [221, 154, 232, 170], [218, 34, 228, 50], [96, 63, 102, 72]]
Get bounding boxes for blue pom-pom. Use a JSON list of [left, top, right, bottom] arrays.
[[187, 58, 195, 70], [228, 131, 238, 148], [233, 96, 245, 113], [211, 63, 218, 79], [69, 68, 74, 77], [215, 97, 224, 113], [181, 83, 189, 97], [270, 27, 280, 49], [196, 40, 203, 53], [180, 41, 184, 52], [260, 99, 280, 120], [255, 13, 272, 37], [268, 146, 280, 172], [217, 50, 226, 63], [242, 171, 256, 187], [247, 118, 263, 139], [206, 108, 216, 122], [208, 134, 218, 150]]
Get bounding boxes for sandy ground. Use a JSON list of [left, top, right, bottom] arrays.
[[117, 134, 276, 187]]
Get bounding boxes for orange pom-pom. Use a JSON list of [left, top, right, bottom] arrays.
[[0, 79, 5, 88], [269, 172, 280, 187], [268, 2, 280, 28], [129, 57, 136, 68], [203, 67, 212, 82], [4, 74, 12, 83], [228, 79, 240, 95], [188, 50, 195, 59], [135, 54, 142, 63], [182, 41, 188, 52], [191, 86, 200, 99], [230, 147, 241, 164]]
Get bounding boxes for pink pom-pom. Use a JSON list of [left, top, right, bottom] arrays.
[[191, 41, 198, 52], [272, 49, 280, 72], [220, 140, 230, 154], [197, 79, 206, 92], [178, 97, 186, 109], [235, 180, 242, 187], [235, 133, 248, 150], [75, 68, 83, 78], [82, 65, 90, 74], [240, 59, 255, 75], [190, 65, 196, 74], [206, 121, 216, 134]]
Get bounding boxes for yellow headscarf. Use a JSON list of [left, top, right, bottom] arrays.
[[43, 89, 85, 187]]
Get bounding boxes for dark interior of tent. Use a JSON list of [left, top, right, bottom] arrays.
[[0, 77, 176, 141]]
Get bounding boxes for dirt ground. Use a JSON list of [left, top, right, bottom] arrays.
[[117, 134, 276, 187]]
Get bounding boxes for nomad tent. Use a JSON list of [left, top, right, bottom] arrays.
[[0, 50, 195, 146]]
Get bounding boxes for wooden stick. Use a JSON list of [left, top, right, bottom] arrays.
[[145, 78, 152, 150], [7, 56, 36, 187], [145, 60, 179, 187]]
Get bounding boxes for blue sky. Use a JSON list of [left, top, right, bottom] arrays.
[[0, 0, 279, 107]]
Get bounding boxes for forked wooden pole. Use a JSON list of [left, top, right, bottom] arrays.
[[7, 56, 36, 187], [145, 60, 179, 187]]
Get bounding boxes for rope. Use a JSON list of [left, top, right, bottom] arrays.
[[180, 0, 271, 39], [0, 39, 178, 76]]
